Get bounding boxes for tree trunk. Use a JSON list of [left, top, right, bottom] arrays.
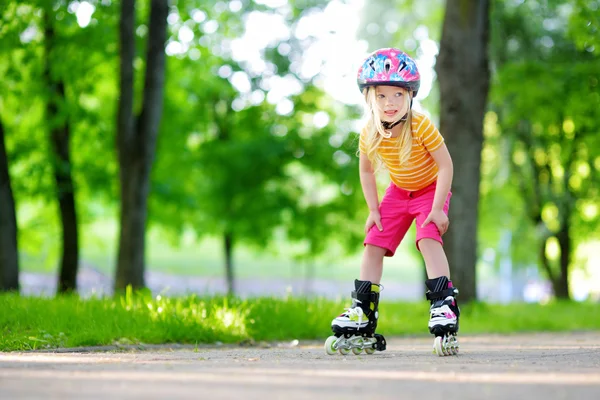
[[555, 225, 571, 299], [538, 234, 570, 299], [43, 8, 79, 294], [0, 119, 19, 292], [224, 232, 234, 296], [115, 0, 168, 291], [115, 0, 137, 290], [213, 99, 236, 295], [539, 237, 556, 284], [435, 0, 491, 302]]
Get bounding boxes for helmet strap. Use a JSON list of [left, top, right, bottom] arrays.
[[381, 112, 408, 130]]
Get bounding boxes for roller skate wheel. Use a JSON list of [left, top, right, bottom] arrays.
[[339, 347, 350, 355], [433, 336, 445, 357], [449, 336, 459, 355], [324, 336, 338, 355], [352, 347, 362, 355], [364, 347, 375, 355]]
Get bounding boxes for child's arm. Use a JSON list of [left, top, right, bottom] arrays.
[[360, 152, 383, 232], [421, 143, 453, 234], [429, 143, 454, 212]]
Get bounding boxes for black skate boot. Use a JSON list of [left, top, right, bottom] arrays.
[[425, 276, 460, 356], [324, 279, 386, 355]]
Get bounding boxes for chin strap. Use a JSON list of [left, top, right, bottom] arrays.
[[381, 112, 408, 130]]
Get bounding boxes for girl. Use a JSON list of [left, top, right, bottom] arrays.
[[326, 48, 460, 357]]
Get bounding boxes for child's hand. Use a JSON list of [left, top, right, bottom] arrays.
[[365, 210, 383, 234], [421, 209, 449, 235]]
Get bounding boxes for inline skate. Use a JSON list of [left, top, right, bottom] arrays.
[[324, 279, 387, 355], [426, 276, 460, 356]]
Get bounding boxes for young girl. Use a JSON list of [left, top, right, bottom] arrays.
[[325, 48, 460, 357]]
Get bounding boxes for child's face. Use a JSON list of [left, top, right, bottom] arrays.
[[375, 86, 409, 122]]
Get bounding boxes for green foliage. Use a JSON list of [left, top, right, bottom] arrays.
[[1, 1, 121, 270], [482, 0, 600, 280], [1, 292, 598, 351], [2, 0, 369, 279], [568, 0, 600, 52], [147, 0, 369, 265], [3, 0, 598, 292]]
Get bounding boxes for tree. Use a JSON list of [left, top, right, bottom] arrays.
[[1, 0, 121, 291], [115, 0, 168, 291], [0, 118, 19, 292], [43, 5, 80, 294], [435, 0, 491, 301], [148, 1, 366, 294], [194, 99, 302, 295], [0, 2, 21, 292], [487, 0, 600, 299]]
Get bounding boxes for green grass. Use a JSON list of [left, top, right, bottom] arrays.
[[1, 291, 598, 352]]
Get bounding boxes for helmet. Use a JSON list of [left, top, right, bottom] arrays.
[[357, 48, 420, 96]]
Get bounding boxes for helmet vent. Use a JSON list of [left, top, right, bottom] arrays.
[[368, 58, 376, 71], [384, 59, 392, 73], [397, 60, 407, 73]]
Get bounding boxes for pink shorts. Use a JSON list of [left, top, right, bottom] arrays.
[[364, 181, 451, 257]]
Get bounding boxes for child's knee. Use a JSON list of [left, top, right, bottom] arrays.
[[416, 237, 442, 252], [364, 244, 389, 258]]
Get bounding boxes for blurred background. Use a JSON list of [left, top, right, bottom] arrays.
[[0, 0, 598, 303]]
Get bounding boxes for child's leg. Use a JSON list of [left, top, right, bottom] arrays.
[[327, 277, 387, 354], [419, 238, 460, 356], [330, 184, 411, 341], [412, 191, 460, 355], [330, 245, 389, 337], [418, 238, 450, 279], [359, 244, 388, 284], [359, 185, 413, 284], [417, 238, 458, 331]]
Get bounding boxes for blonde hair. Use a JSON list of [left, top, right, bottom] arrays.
[[361, 86, 413, 171]]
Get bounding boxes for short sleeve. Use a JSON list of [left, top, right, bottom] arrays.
[[417, 116, 444, 152]]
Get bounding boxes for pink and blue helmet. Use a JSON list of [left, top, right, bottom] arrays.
[[357, 48, 420, 96]]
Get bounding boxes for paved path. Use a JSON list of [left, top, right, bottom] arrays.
[[1, 332, 599, 399]]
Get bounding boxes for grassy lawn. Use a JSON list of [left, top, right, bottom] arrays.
[[1, 291, 598, 351]]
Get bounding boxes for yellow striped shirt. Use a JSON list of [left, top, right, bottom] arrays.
[[359, 113, 444, 191]]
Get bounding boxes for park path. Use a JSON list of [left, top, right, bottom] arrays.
[[1, 332, 599, 399]]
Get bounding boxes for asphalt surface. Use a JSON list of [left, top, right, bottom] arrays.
[[1, 332, 599, 400]]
